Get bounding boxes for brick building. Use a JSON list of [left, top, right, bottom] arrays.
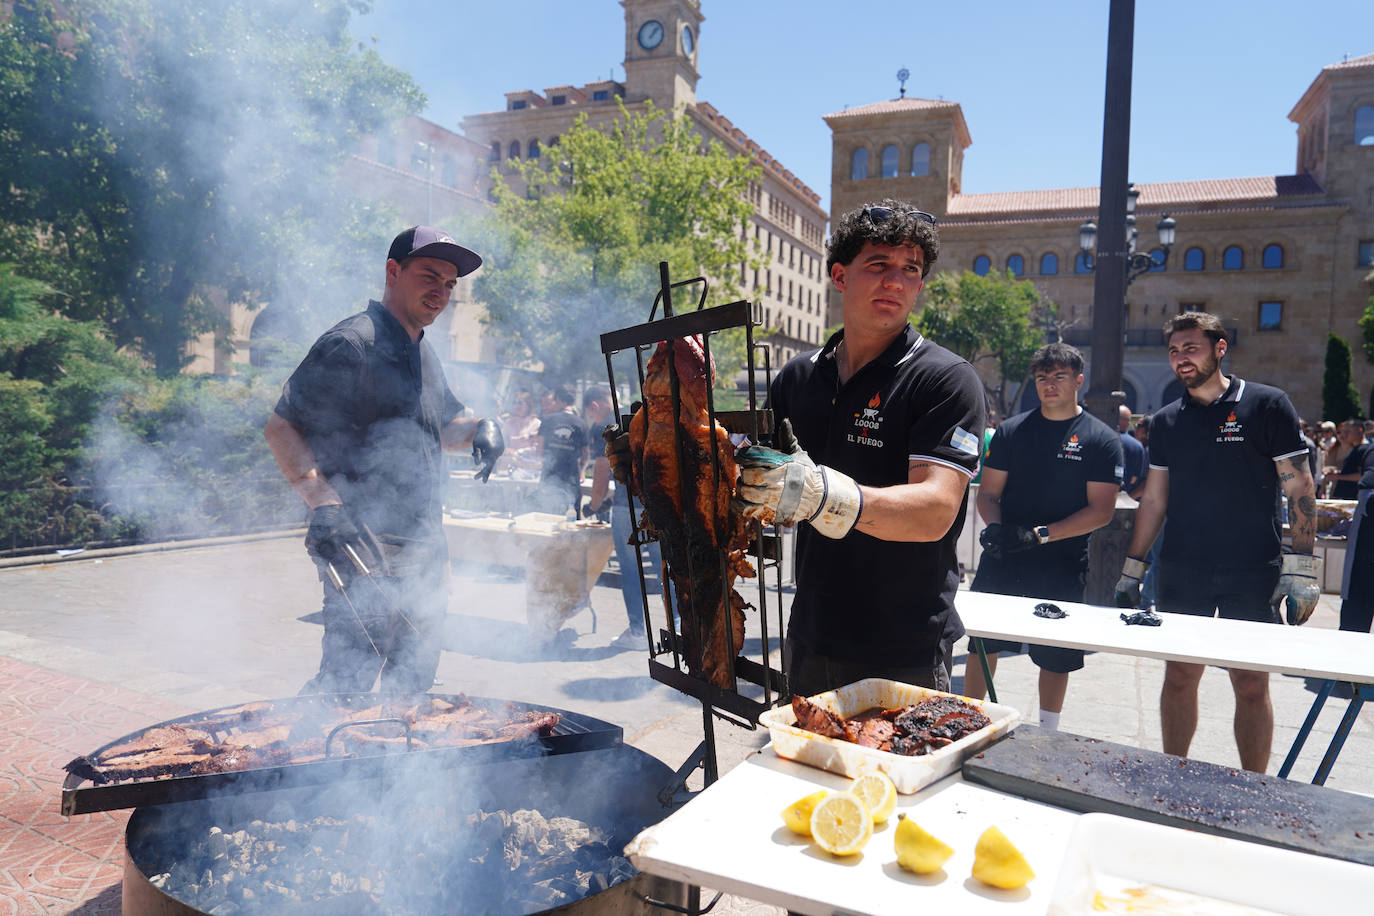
[[827, 54, 1374, 421]]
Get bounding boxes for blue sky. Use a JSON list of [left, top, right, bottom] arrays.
[[353, 1, 1367, 213]]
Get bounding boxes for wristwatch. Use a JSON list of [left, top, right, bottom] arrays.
[[1034, 525, 1051, 544]]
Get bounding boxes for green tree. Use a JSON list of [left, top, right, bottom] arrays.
[[913, 270, 1055, 416], [472, 101, 763, 385], [0, 0, 422, 375], [1359, 280, 1374, 364], [1323, 334, 1364, 422]]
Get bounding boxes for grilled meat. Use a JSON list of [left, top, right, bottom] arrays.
[[790, 694, 991, 757], [624, 335, 755, 687], [790, 695, 848, 739]]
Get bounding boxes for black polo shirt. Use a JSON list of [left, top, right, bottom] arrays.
[[538, 408, 587, 488], [274, 300, 463, 543], [983, 407, 1123, 564], [770, 325, 986, 666], [1334, 441, 1373, 499], [1149, 377, 1306, 567]]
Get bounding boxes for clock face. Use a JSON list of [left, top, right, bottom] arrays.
[[637, 19, 664, 50], [682, 25, 694, 55]]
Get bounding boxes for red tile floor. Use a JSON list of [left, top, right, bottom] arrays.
[[0, 657, 188, 915]]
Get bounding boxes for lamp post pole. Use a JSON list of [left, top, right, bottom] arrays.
[[1083, 0, 1136, 431]]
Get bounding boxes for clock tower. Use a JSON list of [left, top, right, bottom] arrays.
[[621, 0, 702, 111]]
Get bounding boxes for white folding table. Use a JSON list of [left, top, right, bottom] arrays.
[[956, 590, 1374, 784]]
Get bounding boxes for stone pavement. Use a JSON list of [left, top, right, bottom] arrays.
[[1, 532, 1371, 914]]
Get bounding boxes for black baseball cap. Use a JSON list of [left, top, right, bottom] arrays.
[[387, 226, 482, 277]]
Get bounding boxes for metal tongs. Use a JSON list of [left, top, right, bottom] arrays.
[[324, 543, 375, 591], [323, 538, 419, 657]]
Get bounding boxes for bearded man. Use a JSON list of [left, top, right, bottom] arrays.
[[1114, 311, 1318, 773]]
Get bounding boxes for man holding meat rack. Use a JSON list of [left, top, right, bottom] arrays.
[[265, 226, 505, 695], [960, 342, 1122, 731], [735, 199, 987, 698], [1114, 311, 1318, 773]]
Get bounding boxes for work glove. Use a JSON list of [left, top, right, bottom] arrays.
[[471, 418, 505, 483], [735, 445, 862, 539], [305, 504, 359, 566], [603, 424, 633, 487], [978, 523, 1039, 560], [1114, 556, 1149, 608], [774, 417, 802, 455], [1271, 553, 1322, 626]]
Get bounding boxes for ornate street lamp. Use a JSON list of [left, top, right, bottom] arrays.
[[1077, 186, 1176, 288]]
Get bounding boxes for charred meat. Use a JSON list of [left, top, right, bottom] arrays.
[[791, 694, 990, 757], [622, 336, 756, 687]]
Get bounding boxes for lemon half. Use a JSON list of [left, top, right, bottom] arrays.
[[809, 792, 872, 856], [781, 790, 828, 835], [971, 825, 1035, 889], [850, 772, 897, 824]]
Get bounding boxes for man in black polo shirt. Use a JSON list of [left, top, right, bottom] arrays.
[[1115, 311, 1318, 772], [265, 226, 505, 694], [532, 385, 588, 518], [737, 199, 986, 697], [962, 343, 1122, 731]]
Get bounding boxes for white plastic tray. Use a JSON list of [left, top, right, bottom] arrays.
[[1048, 813, 1374, 915], [759, 678, 1020, 794]]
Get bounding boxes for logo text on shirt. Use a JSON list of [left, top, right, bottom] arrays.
[[848, 391, 885, 447], [1217, 411, 1245, 444]]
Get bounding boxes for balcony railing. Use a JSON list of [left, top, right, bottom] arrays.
[[1058, 327, 1239, 348]]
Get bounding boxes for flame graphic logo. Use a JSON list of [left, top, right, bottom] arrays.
[[868, 391, 881, 409], [1069, 434, 1079, 443], [1227, 412, 1237, 423]]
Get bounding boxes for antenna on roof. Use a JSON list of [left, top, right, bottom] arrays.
[[897, 67, 910, 99]]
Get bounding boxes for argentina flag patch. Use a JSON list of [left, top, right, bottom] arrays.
[[950, 427, 980, 456]]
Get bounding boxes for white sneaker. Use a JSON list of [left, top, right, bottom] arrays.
[[610, 629, 645, 650]]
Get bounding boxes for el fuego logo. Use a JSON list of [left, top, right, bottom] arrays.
[[1217, 411, 1244, 443], [849, 390, 885, 446]]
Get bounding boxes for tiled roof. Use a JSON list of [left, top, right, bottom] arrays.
[[945, 174, 1325, 220], [1325, 52, 1374, 72], [822, 98, 961, 120]]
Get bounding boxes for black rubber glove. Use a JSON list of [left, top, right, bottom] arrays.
[[471, 418, 504, 483], [775, 417, 802, 455], [305, 504, 358, 565], [603, 423, 633, 486], [978, 523, 1007, 561], [1001, 525, 1040, 555]]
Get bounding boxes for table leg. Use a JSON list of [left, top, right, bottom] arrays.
[[971, 636, 998, 705], [1313, 686, 1371, 786], [1278, 679, 1334, 779]]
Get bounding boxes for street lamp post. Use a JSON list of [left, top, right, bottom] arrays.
[[1078, 189, 1176, 292]]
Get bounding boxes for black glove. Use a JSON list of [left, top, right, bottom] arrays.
[[471, 418, 504, 483], [978, 523, 1038, 560], [775, 417, 801, 455], [603, 423, 633, 486], [305, 504, 358, 565]]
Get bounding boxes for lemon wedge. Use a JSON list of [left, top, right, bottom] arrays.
[[893, 814, 955, 874], [781, 790, 828, 835], [850, 772, 897, 824], [809, 792, 872, 856], [971, 825, 1035, 889]]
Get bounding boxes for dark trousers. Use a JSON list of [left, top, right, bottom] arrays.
[[611, 499, 661, 635], [784, 637, 953, 700]]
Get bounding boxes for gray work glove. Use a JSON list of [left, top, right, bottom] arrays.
[[1114, 556, 1149, 608], [305, 504, 358, 565], [1271, 553, 1322, 625], [735, 445, 862, 539], [603, 423, 632, 487], [471, 418, 504, 483]]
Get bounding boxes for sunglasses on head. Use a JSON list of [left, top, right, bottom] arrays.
[[863, 206, 937, 227]]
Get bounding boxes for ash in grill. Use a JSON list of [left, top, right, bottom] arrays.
[[151, 806, 635, 915]]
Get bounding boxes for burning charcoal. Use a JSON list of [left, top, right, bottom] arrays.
[[149, 872, 170, 889]]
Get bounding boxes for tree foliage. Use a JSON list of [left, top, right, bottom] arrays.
[[1322, 333, 1365, 422], [0, 0, 422, 375], [1359, 280, 1374, 364], [914, 270, 1055, 416], [472, 101, 763, 385]]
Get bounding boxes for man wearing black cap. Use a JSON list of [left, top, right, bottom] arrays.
[[265, 226, 504, 694]]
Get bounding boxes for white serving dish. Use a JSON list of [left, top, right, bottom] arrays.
[[1048, 813, 1374, 915], [758, 677, 1019, 794]]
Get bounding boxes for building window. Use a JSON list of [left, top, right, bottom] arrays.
[[527, 139, 540, 159], [1184, 247, 1204, 271], [1359, 240, 1374, 266], [911, 142, 930, 177], [488, 141, 500, 162], [510, 99, 527, 110], [1356, 105, 1374, 145], [592, 89, 610, 101], [508, 140, 521, 159], [850, 148, 868, 180], [1039, 253, 1058, 275], [1149, 248, 1165, 272], [1180, 302, 1206, 314], [1262, 243, 1284, 269], [1006, 254, 1024, 277], [972, 255, 991, 276], [881, 144, 899, 178], [1258, 301, 1283, 331], [1223, 245, 1244, 270], [1074, 252, 1092, 274]]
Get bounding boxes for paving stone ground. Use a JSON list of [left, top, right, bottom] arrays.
[[1, 532, 1370, 914]]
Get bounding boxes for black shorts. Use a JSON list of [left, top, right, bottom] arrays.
[[1156, 559, 1280, 624], [970, 552, 1086, 674]]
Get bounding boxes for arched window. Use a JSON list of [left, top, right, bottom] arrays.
[[850, 148, 869, 180], [1184, 247, 1204, 271], [972, 255, 991, 276], [1040, 253, 1059, 276], [1074, 252, 1092, 274], [1223, 245, 1244, 270], [880, 144, 899, 178], [1262, 243, 1284, 269], [527, 139, 540, 159], [1149, 249, 1165, 272], [508, 140, 521, 159], [1355, 105, 1374, 145], [1006, 254, 1025, 277], [489, 141, 501, 161], [910, 142, 930, 176]]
